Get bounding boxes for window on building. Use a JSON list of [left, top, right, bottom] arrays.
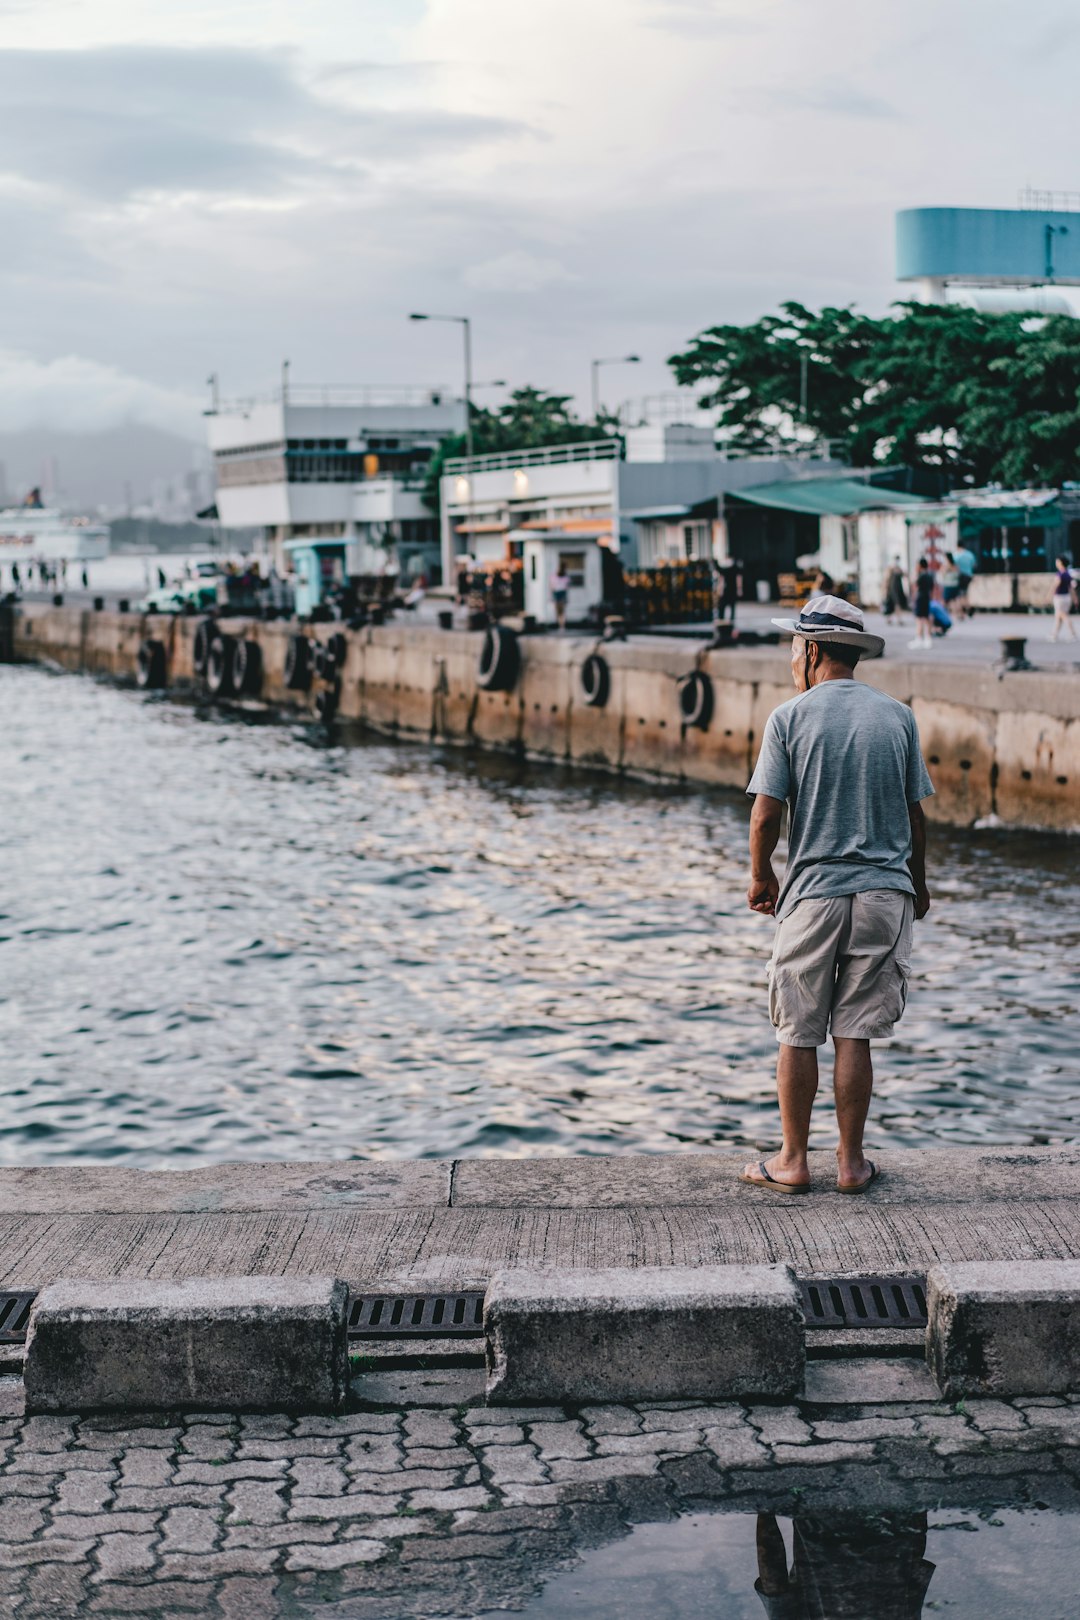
[[682, 521, 711, 560], [558, 551, 587, 587]]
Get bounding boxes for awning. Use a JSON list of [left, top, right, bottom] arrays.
[[453, 519, 508, 535], [625, 504, 692, 521], [195, 502, 219, 521], [516, 516, 613, 533], [729, 478, 934, 517]]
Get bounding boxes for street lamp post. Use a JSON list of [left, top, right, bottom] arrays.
[[409, 313, 474, 459], [590, 354, 640, 422]]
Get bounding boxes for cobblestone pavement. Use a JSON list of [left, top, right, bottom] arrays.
[[0, 1378, 1079, 1618]]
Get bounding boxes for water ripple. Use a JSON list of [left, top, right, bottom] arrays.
[[1, 664, 1078, 1164]]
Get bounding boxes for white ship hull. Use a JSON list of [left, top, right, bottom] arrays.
[[0, 508, 109, 563]]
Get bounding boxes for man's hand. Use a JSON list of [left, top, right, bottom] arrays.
[[747, 870, 779, 915], [913, 883, 931, 921]]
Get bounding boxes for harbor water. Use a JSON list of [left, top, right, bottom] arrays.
[[1, 663, 1077, 1167]]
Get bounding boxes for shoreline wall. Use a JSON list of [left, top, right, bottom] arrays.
[[6, 602, 1079, 834]]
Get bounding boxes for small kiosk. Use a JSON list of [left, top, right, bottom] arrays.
[[520, 532, 605, 626]]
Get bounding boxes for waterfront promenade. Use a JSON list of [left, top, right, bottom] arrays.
[[16, 584, 1080, 669], [1, 1152, 1080, 1615], [2, 1149, 1079, 1293]]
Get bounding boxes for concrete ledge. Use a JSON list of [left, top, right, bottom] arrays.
[[23, 1275, 349, 1414], [927, 1259, 1080, 1398], [483, 1263, 803, 1404]]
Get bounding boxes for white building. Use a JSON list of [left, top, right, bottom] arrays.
[[206, 385, 466, 607], [440, 427, 844, 625]]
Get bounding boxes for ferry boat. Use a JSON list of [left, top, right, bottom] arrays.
[[0, 490, 109, 563]]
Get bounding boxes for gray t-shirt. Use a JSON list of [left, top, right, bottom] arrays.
[[746, 680, 934, 920]]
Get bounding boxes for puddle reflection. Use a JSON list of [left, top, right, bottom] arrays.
[[754, 1511, 932, 1619], [486, 1503, 1078, 1619]]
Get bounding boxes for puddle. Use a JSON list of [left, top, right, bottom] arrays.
[[478, 1505, 1080, 1618]]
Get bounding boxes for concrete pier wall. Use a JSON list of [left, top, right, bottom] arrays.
[[8, 602, 1080, 833]]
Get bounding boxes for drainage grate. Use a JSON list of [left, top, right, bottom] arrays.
[[0, 1291, 36, 1344], [799, 1275, 927, 1330], [347, 1290, 485, 1339]]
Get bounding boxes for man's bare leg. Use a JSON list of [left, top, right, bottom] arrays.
[[743, 1043, 818, 1186], [834, 1036, 874, 1188]]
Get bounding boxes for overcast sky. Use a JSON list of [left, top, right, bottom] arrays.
[[2, 0, 1078, 440]]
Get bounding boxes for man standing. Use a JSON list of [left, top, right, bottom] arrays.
[[717, 556, 742, 623], [741, 596, 933, 1194]]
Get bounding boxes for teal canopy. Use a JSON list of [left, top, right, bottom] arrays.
[[731, 479, 932, 517]]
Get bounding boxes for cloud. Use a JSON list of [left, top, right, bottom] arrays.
[[464, 251, 576, 293], [643, 1, 762, 38], [0, 352, 202, 437], [0, 46, 524, 203], [783, 79, 900, 120]]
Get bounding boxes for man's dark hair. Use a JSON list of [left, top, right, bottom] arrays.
[[814, 640, 860, 670]]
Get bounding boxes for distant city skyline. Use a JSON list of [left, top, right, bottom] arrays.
[[2, 0, 1078, 445]]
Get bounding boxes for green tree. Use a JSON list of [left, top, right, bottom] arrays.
[[667, 302, 882, 462], [668, 302, 1080, 486], [422, 387, 619, 513]]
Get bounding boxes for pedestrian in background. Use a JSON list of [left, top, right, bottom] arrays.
[[953, 541, 976, 618], [941, 553, 961, 609], [1051, 554, 1077, 642], [550, 563, 570, 630], [882, 557, 908, 623], [741, 596, 933, 1195], [717, 557, 742, 623], [908, 558, 934, 649]]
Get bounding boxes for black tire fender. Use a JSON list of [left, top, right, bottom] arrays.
[[206, 634, 237, 698], [679, 670, 714, 730], [284, 635, 312, 691], [580, 652, 610, 709], [313, 640, 336, 682], [314, 680, 340, 723], [192, 618, 218, 676], [232, 638, 262, 697], [136, 638, 167, 690], [476, 624, 520, 692]]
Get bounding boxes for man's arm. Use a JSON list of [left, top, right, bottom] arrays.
[[748, 795, 784, 915], [908, 800, 930, 920]]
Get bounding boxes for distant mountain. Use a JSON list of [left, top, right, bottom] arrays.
[[0, 422, 205, 511]]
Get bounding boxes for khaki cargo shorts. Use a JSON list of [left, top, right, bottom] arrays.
[[768, 889, 915, 1047]]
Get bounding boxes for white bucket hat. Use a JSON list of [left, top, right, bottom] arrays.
[[772, 594, 885, 659]]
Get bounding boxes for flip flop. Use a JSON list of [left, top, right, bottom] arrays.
[[837, 1160, 880, 1195], [739, 1160, 811, 1194]]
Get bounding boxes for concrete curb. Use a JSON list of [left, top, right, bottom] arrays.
[[927, 1259, 1080, 1397], [484, 1263, 804, 1404], [23, 1275, 350, 1414]]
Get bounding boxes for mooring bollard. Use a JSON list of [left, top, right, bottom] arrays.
[[999, 635, 1031, 672]]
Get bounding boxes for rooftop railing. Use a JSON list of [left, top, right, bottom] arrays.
[[444, 440, 622, 476], [214, 385, 458, 413], [444, 436, 844, 478], [1018, 186, 1080, 213]]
